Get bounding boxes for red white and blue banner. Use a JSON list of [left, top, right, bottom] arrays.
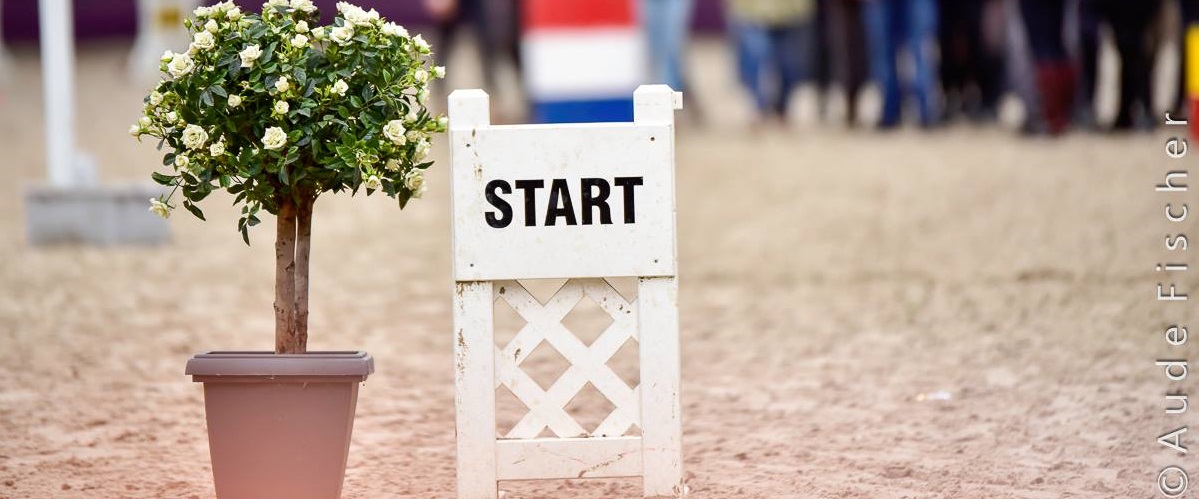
[[522, 0, 645, 123]]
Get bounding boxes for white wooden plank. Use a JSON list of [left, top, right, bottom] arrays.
[[453, 281, 498, 499], [637, 277, 684, 497], [496, 437, 642, 480]]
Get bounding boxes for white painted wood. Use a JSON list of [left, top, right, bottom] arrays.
[[496, 437, 642, 480], [38, 0, 77, 187], [493, 279, 640, 439], [453, 282, 498, 499], [638, 276, 684, 497], [451, 86, 683, 498], [634, 84, 684, 125], [449, 91, 676, 281]]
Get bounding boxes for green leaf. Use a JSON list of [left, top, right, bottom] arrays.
[[162, 153, 176, 166], [183, 200, 206, 221], [219, 174, 232, 188], [151, 172, 175, 186], [211, 85, 227, 98], [279, 166, 290, 186]]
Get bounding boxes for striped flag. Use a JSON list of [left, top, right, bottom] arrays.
[[522, 0, 646, 123]]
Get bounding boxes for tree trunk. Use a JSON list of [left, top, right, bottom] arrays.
[[274, 199, 300, 354], [294, 195, 314, 352]]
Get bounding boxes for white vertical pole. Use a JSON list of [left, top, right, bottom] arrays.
[[449, 89, 497, 499], [452, 281, 498, 499], [637, 276, 684, 497], [38, 0, 76, 187]]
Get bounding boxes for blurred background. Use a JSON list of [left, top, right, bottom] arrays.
[[1, 0, 1193, 131], [0, 1, 1192, 497]]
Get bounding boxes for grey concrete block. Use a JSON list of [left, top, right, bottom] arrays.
[[25, 184, 171, 246]]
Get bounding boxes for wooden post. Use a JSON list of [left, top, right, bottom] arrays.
[[453, 282, 498, 499], [450, 89, 497, 499]]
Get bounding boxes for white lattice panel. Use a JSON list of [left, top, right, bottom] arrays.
[[493, 279, 640, 439]]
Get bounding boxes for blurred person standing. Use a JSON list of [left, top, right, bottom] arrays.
[[862, 0, 940, 129], [1094, 0, 1161, 130], [939, 0, 1004, 123], [641, 0, 700, 119], [1018, 0, 1073, 135], [819, 0, 870, 126], [726, 0, 817, 126], [1175, 0, 1199, 119], [424, 0, 523, 113]]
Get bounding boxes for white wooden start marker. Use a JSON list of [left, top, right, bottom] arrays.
[[449, 85, 685, 498]]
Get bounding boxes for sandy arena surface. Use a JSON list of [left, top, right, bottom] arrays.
[[0, 40, 1189, 498]]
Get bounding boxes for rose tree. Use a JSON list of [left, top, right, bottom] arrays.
[[133, 0, 446, 354]]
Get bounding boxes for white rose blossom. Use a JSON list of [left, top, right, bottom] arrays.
[[295, 21, 309, 33], [330, 25, 354, 45], [382, 22, 407, 37], [194, 6, 212, 17], [437, 116, 449, 128], [404, 169, 424, 192], [311, 26, 326, 39], [290, 0, 316, 13], [138, 116, 153, 128], [262, 127, 288, 150], [274, 101, 290, 115], [239, 44, 262, 68], [226, 6, 242, 20], [210, 140, 226, 157], [290, 34, 309, 48], [364, 174, 382, 190], [175, 155, 190, 169], [161, 50, 174, 62], [412, 34, 430, 53], [191, 31, 215, 51], [149, 198, 171, 219], [166, 111, 178, 123], [384, 159, 401, 172], [331, 79, 349, 96], [129, 124, 142, 137], [204, 19, 219, 33], [432, 66, 446, 79], [414, 138, 431, 160], [182, 124, 209, 150], [228, 94, 242, 107], [382, 120, 406, 145], [166, 53, 195, 78], [413, 69, 428, 83], [149, 91, 163, 106], [274, 76, 290, 93]]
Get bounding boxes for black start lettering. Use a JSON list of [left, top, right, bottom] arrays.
[[484, 176, 643, 228]]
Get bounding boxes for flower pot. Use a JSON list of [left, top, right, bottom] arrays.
[[185, 351, 374, 499]]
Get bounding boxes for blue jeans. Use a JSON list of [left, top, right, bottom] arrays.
[[641, 0, 694, 92], [733, 20, 813, 117], [863, 0, 939, 126]]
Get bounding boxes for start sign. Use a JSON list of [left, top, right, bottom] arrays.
[[448, 86, 681, 281]]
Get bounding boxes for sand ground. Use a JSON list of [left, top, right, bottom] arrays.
[[0, 38, 1190, 498]]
